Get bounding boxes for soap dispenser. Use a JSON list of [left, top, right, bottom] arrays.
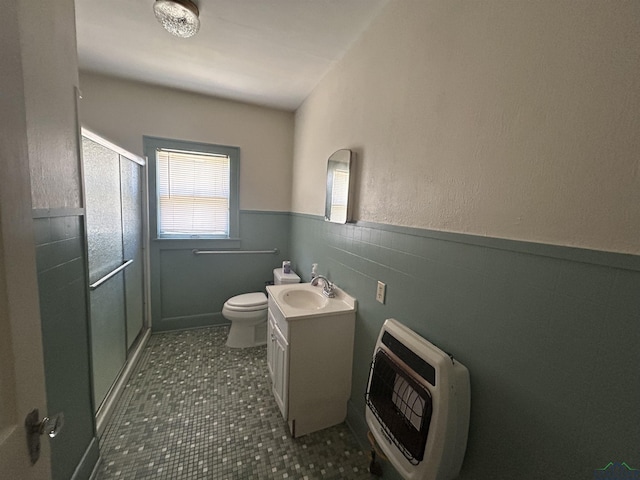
[[311, 263, 318, 280]]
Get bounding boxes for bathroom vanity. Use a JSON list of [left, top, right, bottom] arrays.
[[265, 283, 357, 438]]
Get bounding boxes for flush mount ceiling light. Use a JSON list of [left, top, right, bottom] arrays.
[[153, 0, 200, 38]]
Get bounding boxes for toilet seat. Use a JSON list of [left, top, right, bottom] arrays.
[[224, 292, 267, 312]]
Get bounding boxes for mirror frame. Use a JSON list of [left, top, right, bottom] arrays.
[[324, 149, 355, 224]]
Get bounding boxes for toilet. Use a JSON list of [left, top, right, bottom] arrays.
[[223, 267, 300, 348]]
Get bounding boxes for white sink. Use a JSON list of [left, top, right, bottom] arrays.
[[280, 289, 328, 310], [266, 282, 357, 320]]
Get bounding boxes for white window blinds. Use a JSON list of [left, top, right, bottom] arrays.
[[157, 149, 230, 236]]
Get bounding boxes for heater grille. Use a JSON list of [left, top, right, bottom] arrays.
[[365, 349, 433, 465]]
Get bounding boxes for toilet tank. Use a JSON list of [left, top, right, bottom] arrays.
[[274, 268, 301, 285]]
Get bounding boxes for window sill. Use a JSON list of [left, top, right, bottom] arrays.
[[152, 237, 241, 250]]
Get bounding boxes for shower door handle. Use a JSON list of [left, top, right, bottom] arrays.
[[89, 259, 134, 290]]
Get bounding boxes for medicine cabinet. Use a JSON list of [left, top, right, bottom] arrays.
[[324, 149, 355, 224]]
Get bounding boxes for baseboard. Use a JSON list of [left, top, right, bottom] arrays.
[[154, 312, 229, 332], [345, 399, 369, 451], [70, 437, 100, 480]]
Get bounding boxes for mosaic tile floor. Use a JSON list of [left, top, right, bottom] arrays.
[[97, 326, 376, 479]]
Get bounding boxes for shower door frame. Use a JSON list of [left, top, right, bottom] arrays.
[[80, 128, 152, 435]]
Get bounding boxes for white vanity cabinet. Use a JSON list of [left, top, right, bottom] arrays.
[[266, 284, 357, 438]]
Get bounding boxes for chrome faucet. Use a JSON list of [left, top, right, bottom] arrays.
[[310, 275, 335, 298]]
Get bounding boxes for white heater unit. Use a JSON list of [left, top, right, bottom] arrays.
[[365, 319, 470, 480]]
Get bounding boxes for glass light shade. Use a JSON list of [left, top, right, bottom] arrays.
[[153, 0, 200, 38]]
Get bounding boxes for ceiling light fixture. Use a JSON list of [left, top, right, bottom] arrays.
[[153, 0, 200, 38]]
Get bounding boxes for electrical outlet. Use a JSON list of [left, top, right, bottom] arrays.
[[376, 281, 386, 304]]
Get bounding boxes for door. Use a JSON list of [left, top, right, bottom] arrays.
[[0, 38, 50, 476], [267, 313, 276, 380], [82, 131, 146, 413], [120, 158, 144, 349], [272, 327, 289, 419], [0, 175, 51, 480], [83, 137, 128, 411]]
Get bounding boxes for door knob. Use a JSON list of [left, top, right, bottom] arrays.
[[25, 409, 64, 464], [36, 412, 64, 438]]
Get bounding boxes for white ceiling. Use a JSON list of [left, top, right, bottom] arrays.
[[74, 0, 388, 111]]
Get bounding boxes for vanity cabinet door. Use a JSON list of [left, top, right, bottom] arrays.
[[267, 312, 276, 381], [272, 324, 289, 420]]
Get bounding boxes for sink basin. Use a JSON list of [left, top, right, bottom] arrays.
[[267, 282, 357, 320], [280, 289, 328, 310]]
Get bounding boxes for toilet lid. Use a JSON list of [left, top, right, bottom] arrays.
[[226, 292, 267, 309]]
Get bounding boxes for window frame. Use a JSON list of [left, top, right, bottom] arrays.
[[144, 136, 240, 243]]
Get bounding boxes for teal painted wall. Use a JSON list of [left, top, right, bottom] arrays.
[[151, 211, 291, 331], [147, 207, 639, 478], [289, 213, 640, 480], [33, 213, 98, 480]]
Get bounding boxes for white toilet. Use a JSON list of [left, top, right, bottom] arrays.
[[223, 267, 300, 348]]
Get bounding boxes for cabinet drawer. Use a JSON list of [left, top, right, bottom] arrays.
[[268, 297, 289, 340]]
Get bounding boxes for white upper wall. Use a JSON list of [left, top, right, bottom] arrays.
[[79, 72, 294, 212], [293, 0, 640, 255]]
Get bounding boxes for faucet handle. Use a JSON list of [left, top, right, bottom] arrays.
[[311, 275, 336, 297], [322, 281, 335, 298]]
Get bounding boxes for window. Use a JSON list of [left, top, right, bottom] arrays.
[[144, 137, 239, 240], [158, 149, 229, 236]]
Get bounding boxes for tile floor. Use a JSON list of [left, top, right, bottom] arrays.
[[96, 326, 376, 479]]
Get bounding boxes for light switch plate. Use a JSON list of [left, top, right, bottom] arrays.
[[376, 281, 386, 304]]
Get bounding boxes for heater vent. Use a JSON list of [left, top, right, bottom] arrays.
[[381, 331, 436, 386], [365, 319, 470, 480], [365, 349, 433, 465]]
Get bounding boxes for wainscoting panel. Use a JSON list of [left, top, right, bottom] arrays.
[[33, 212, 98, 480], [151, 211, 291, 331], [289, 213, 640, 480]]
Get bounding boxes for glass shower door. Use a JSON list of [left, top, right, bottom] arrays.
[[120, 157, 144, 349], [83, 137, 128, 412]]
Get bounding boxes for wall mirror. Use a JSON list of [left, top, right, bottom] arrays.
[[325, 149, 355, 224]]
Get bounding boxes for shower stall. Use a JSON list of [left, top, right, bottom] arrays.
[[82, 129, 150, 434]]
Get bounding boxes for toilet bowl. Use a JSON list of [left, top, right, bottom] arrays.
[[222, 292, 269, 348], [223, 267, 300, 348]]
